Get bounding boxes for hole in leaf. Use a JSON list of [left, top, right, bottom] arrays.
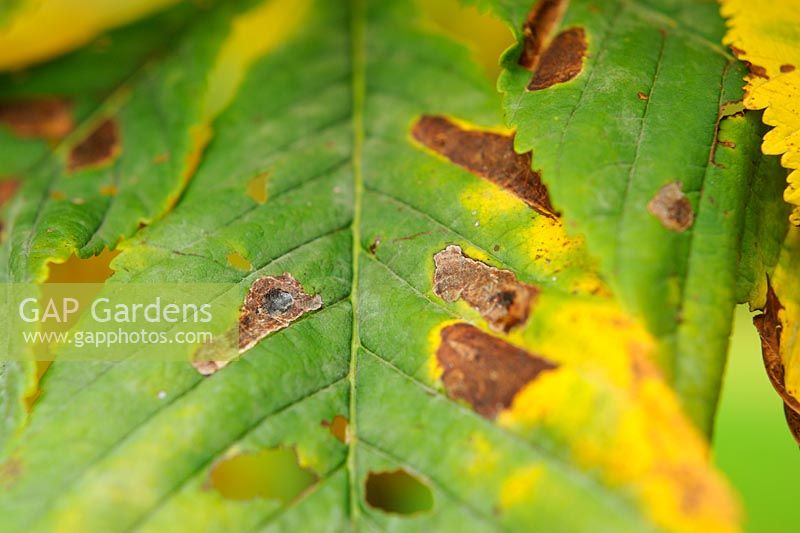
[[45, 248, 120, 283], [365, 469, 434, 515], [209, 447, 317, 502]]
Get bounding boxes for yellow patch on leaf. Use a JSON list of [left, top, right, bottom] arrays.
[[498, 465, 543, 510], [722, 0, 800, 223], [0, 0, 179, 70], [495, 295, 738, 533]]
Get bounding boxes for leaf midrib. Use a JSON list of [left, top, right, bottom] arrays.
[[346, 0, 365, 526]]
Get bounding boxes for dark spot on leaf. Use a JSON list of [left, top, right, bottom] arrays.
[[193, 273, 322, 375], [368, 236, 381, 255], [0, 98, 73, 139], [433, 245, 539, 332], [744, 61, 768, 79], [412, 116, 555, 217], [365, 469, 434, 515], [729, 45, 746, 57], [528, 28, 587, 91], [263, 288, 294, 316], [718, 140, 736, 149], [437, 323, 557, 418], [518, 0, 567, 70], [647, 182, 694, 232], [68, 118, 120, 173], [209, 447, 316, 502], [753, 282, 800, 444], [637, 91, 649, 101], [780, 64, 796, 73], [321, 415, 348, 444]]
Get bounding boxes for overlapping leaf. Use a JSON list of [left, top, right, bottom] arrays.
[[488, 0, 776, 434], [0, 0, 743, 531], [722, 0, 800, 224]]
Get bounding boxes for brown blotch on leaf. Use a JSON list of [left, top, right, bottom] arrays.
[[365, 469, 434, 515], [781, 64, 796, 73], [753, 283, 800, 444], [0, 179, 19, 207], [433, 245, 538, 332], [0, 98, 73, 139], [745, 62, 769, 79], [68, 119, 120, 173], [729, 45, 746, 57], [411, 115, 555, 217], [528, 28, 588, 91], [193, 273, 322, 375], [518, 0, 567, 70], [647, 182, 694, 232], [437, 323, 557, 418], [637, 91, 649, 101], [321, 415, 348, 444]]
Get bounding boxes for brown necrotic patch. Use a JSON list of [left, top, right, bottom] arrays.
[[433, 245, 538, 332], [411, 115, 555, 216], [193, 273, 322, 375], [528, 28, 587, 91], [753, 283, 800, 444], [518, 0, 568, 70], [647, 182, 694, 232], [68, 118, 120, 173], [517, 0, 586, 91], [0, 98, 73, 139], [436, 323, 557, 418]]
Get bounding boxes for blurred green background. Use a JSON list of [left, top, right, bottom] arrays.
[[714, 306, 800, 532]]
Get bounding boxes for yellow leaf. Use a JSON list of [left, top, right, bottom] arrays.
[[722, 0, 800, 223], [0, 0, 180, 71]]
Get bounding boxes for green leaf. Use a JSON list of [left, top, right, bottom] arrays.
[[491, 0, 769, 433], [0, 0, 740, 531], [0, 0, 266, 283]]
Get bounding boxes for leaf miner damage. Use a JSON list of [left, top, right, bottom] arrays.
[[411, 115, 555, 217], [433, 244, 538, 332], [193, 273, 322, 375], [436, 323, 557, 419]]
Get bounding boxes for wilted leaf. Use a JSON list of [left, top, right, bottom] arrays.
[[721, 0, 800, 224], [0, 0, 741, 531]]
